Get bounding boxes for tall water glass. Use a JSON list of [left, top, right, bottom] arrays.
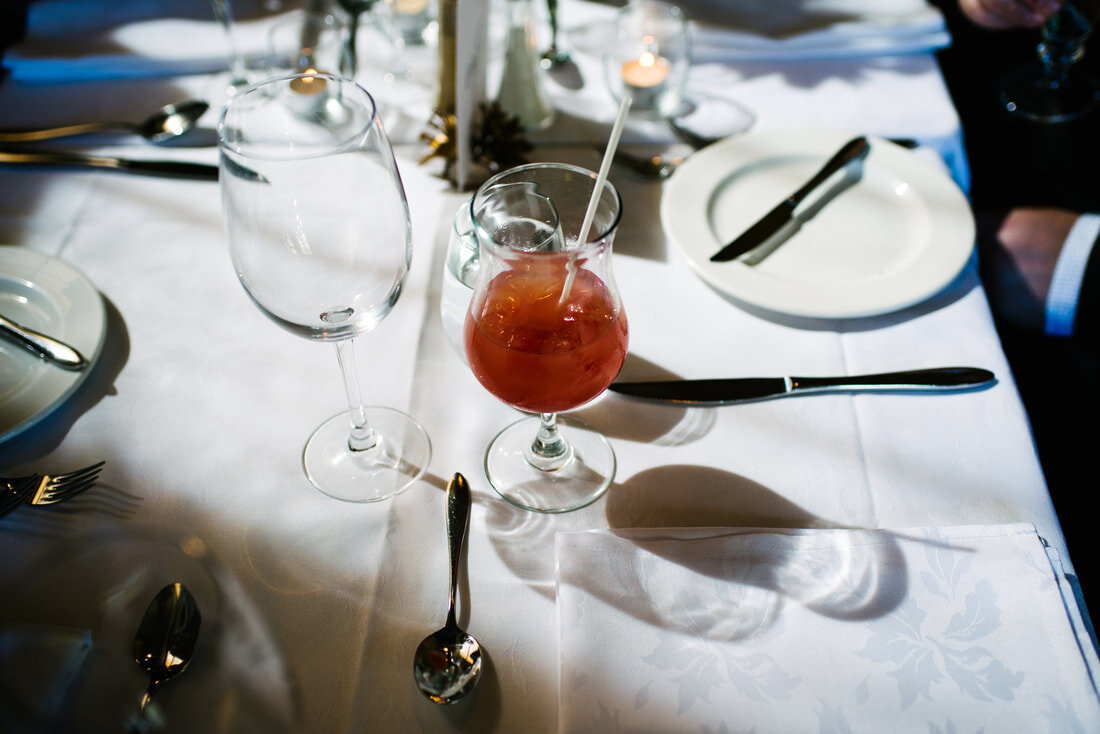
[[465, 163, 627, 513], [218, 73, 431, 502]]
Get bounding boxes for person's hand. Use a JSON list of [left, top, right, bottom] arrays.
[[977, 207, 1080, 331], [959, 0, 1063, 28]]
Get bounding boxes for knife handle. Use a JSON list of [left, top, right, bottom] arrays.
[[790, 367, 994, 393], [0, 149, 219, 180], [0, 314, 88, 370], [788, 136, 869, 206]]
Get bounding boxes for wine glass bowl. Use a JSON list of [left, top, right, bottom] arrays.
[[464, 163, 627, 513], [218, 73, 431, 502]]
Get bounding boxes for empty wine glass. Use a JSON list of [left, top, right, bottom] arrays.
[[1001, 0, 1099, 122], [218, 73, 431, 502], [464, 163, 627, 513]]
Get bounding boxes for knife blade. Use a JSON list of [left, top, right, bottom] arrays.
[[0, 149, 219, 181], [709, 136, 871, 263], [609, 367, 995, 405], [0, 312, 88, 371]]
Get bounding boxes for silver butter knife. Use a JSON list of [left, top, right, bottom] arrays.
[[0, 313, 88, 371], [609, 367, 995, 405], [710, 136, 870, 263]]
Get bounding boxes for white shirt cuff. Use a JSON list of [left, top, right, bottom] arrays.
[[1045, 213, 1100, 337]]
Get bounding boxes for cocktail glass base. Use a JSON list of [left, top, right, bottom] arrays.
[[485, 414, 616, 513], [303, 407, 431, 503]]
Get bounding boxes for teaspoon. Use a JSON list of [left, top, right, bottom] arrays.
[[132, 582, 201, 717], [0, 100, 209, 144], [413, 472, 484, 704]]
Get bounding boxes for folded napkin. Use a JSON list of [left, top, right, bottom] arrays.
[[2, 0, 281, 82], [557, 524, 1100, 733], [568, 0, 949, 64], [0, 624, 91, 731], [691, 0, 950, 62]]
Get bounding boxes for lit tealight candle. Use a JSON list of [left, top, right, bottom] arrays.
[[621, 49, 670, 109], [394, 0, 428, 13], [289, 69, 327, 96]]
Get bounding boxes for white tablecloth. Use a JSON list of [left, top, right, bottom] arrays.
[[0, 1, 1093, 731]]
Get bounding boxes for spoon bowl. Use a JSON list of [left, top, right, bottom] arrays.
[[413, 472, 484, 704], [0, 100, 209, 144], [133, 582, 202, 714], [138, 100, 210, 143]]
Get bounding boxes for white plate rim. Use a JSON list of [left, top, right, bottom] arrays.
[[660, 129, 975, 319], [0, 247, 106, 443]]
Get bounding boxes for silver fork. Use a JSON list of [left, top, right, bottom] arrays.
[[1, 461, 106, 516], [1, 475, 40, 518]]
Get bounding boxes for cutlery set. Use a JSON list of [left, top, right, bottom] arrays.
[[0, 99, 219, 180]]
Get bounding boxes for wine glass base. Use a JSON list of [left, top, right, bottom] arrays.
[[1000, 68, 1100, 123], [485, 414, 616, 514], [303, 407, 431, 503]]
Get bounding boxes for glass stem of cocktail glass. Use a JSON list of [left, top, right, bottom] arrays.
[[335, 338, 378, 452], [527, 413, 574, 471]]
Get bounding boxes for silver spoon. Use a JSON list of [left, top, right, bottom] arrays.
[[0, 100, 209, 144], [413, 472, 484, 704], [132, 582, 201, 717]]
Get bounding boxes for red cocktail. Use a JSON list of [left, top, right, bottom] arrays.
[[465, 162, 625, 513], [465, 260, 628, 415]]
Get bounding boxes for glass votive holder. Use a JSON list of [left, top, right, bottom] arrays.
[[440, 197, 479, 359], [382, 0, 436, 48], [604, 0, 691, 118], [267, 9, 345, 77]]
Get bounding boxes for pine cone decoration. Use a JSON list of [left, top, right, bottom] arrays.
[[419, 103, 533, 189]]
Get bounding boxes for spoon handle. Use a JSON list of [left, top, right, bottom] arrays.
[[445, 473, 471, 623], [0, 121, 138, 142]]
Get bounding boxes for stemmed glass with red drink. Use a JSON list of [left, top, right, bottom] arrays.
[[464, 163, 627, 513]]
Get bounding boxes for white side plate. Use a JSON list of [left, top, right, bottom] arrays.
[[660, 129, 975, 319], [0, 247, 106, 443]]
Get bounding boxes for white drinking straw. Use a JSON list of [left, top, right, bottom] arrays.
[[560, 95, 632, 306]]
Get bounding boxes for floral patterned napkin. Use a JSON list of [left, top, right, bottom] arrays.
[[556, 524, 1099, 733]]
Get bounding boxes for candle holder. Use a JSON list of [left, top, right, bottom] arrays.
[[604, 0, 691, 118], [382, 0, 435, 48], [267, 9, 345, 77]]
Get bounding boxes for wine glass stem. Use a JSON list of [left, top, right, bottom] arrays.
[[211, 0, 249, 85], [335, 339, 378, 452], [526, 412, 573, 471]]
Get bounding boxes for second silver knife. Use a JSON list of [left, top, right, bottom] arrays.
[[609, 367, 995, 405]]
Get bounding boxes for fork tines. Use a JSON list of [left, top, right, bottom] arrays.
[[34, 461, 106, 505]]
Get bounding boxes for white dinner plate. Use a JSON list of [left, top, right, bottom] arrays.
[[660, 129, 975, 319], [0, 247, 106, 443]]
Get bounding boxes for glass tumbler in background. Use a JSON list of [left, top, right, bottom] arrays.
[[218, 73, 431, 503]]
